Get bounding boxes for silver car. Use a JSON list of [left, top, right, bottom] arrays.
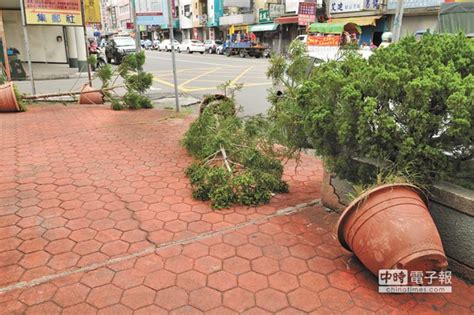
[[204, 40, 223, 54]]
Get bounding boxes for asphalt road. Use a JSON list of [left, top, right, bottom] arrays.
[[15, 51, 274, 116], [146, 51, 273, 116]]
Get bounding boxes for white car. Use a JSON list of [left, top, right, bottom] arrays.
[[177, 40, 205, 54], [159, 39, 180, 52], [216, 44, 224, 55]]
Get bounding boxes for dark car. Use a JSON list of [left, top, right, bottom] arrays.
[[105, 36, 136, 64]]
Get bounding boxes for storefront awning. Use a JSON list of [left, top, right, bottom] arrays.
[[328, 16, 382, 27], [274, 16, 299, 24], [308, 23, 362, 34], [249, 23, 278, 32]]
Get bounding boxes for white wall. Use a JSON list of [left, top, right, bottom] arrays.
[[3, 11, 67, 63], [285, 0, 299, 13], [179, 0, 193, 29]]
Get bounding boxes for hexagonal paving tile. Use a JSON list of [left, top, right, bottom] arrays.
[[0, 106, 471, 315]]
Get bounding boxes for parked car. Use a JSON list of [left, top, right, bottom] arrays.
[[216, 44, 224, 55], [159, 39, 180, 52], [204, 39, 223, 54], [142, 39, 153, 50], [105, 36, 136, 64], [151, 39, 160, 50], [178, 40, 205, 54]]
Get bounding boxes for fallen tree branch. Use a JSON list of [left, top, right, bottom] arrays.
[[220, 145, 232, 173], [22, 85, 124, 100]]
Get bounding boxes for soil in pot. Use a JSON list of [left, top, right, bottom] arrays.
[[0, 82, 20, 112], [79, 84, 104, 105], [337, 183, 448, 276]]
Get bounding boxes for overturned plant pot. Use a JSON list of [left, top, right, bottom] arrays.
[[79, 84, 104, 105], [337, 183, 448, 276], [0, 82, 20, 112], [199, 94, 234, 116]]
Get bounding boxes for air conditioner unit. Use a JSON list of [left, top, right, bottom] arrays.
[[185, 12, 192, 17]]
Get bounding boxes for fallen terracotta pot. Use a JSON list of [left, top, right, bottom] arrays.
[[337, 183, 448, 276], [0, 82, 20, 112], [79, 84, 104, 105]]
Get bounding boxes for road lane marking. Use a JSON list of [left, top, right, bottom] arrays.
[[188, 79, 231, 83], [147, 55, 241, 67], [153, 77, 181, 90], [184, 82, 272, 92], [146, 51, 270, 64], [230, 66, 254, 85], [178, 68, 219, 91], [242, 82, 272, 87]]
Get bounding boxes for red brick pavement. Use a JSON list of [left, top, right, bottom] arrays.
[[0, 105, 472, 314]]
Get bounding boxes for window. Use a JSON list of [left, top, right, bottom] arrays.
[[184, 4, 190, 17], [119, 4, 129, 15]]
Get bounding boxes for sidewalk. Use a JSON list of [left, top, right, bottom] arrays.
[[0, 105, 472, 314], [23, 63, 82, 80]]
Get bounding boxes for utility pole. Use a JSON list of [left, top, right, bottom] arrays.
[[392, 0, 405, 43], [80, 0, 93, 87], [0, 10, 12, 82], [131, 0, 141, 52], [19, 1, 35, 94], [167, 0, 180, 112]]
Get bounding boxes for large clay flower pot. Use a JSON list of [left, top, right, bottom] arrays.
[[79, 84, 104, 105], [0, 82, 20, 112], [336, 183, 448, 276]]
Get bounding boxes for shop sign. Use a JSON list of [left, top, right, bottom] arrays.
[[307, 35, 341, 46], [259, 9, 272, 23], [199, 14, 208, 25], [329, 0, 363, 13], [269, 4, 285, 18], [298, 2, 316, 26], [364, 0, 380, 9], [23, 0, 83, 26], [285, 0, 300, 13], [84, 0, 101, 24], [387, 0, 442, 9]]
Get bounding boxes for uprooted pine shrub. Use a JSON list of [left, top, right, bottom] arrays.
[[182, 99, 288, 209], [268, 34, 473, 187]]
